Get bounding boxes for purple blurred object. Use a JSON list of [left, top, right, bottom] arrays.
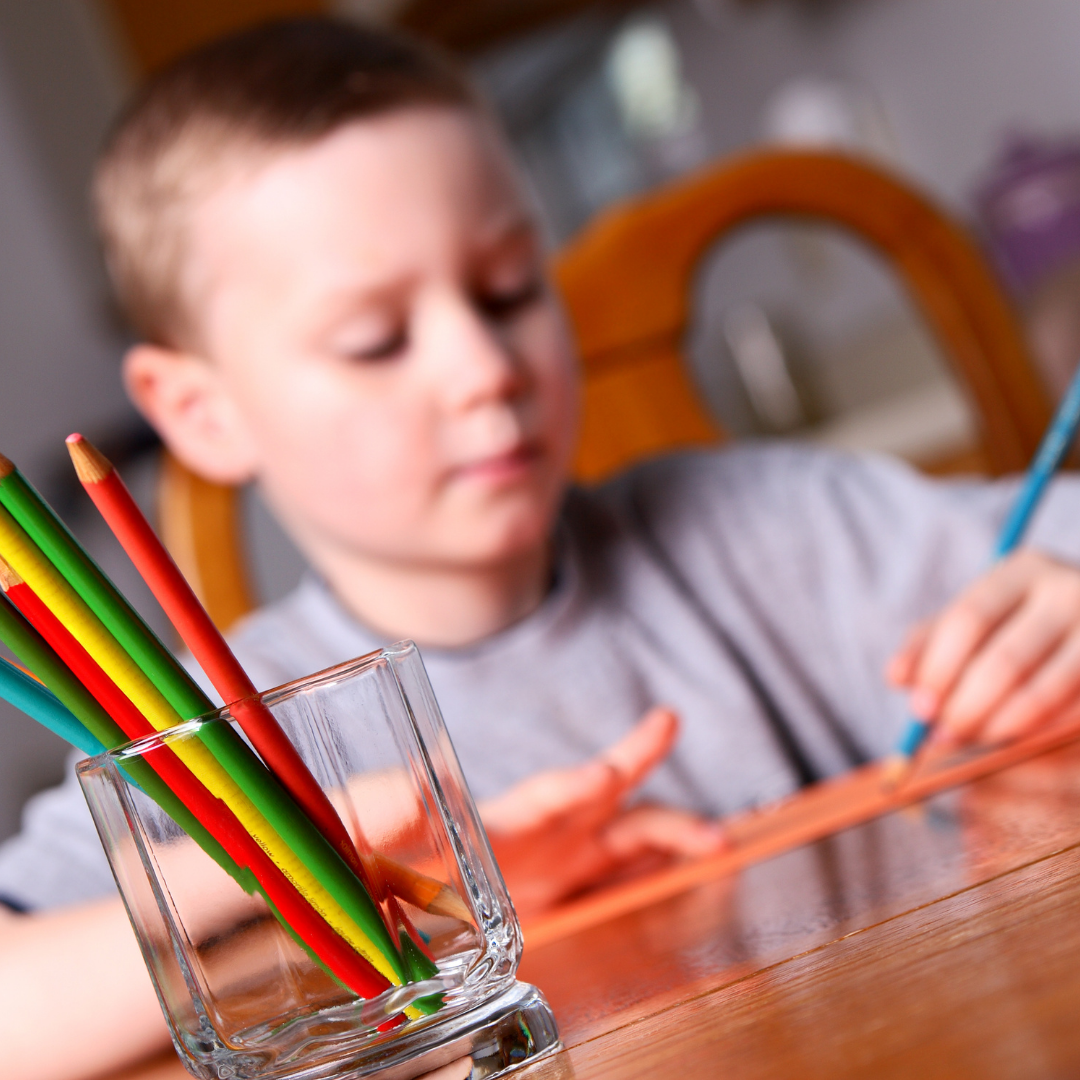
[[974, 138, 1080, 296]]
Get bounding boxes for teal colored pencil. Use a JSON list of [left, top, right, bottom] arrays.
[[0, 590, 252, 887], [0, 655, 106, 756]]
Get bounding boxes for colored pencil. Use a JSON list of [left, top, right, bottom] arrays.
[[64, 436, 439, 989], [0, 555, 182, 745], [0, 515, 405, 985], [373, 854, 472, 922], [0, 453, 437, 1004], [0, 589, 120, 748], [884, 359, 1080, 787], [0, 654, 106, 757], [0, 450, 214, 723], [66, 434, 369, 882], [0, 579, 259, 889], [0, 556, 394, 999]]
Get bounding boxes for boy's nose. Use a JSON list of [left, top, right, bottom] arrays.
[[435, 296, 529, 409]]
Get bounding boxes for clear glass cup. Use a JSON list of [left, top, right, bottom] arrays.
[[77, 642, 559, 1080]]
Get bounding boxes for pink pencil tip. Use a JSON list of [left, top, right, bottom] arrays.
[[66, 433, 83, 444]]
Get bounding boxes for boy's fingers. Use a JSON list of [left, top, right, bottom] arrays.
[[479, 758, 619, 833], [936, 594, 1070, 741], [886, 620, 932, 687], [601, 805, 727, 861], [601, 707, 680, 791], [979, 630, 1080, 744], [481, 707, 680, 836], [909, 561, 1029, 716]]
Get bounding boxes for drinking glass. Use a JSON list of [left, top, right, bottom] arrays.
[[77, 641, 559, 1080]]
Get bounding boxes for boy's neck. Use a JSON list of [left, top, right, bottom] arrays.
[[310, 541, 553, 649]]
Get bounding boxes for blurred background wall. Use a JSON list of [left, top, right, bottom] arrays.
[[0, 2, 137, 837], [2, 0, 1080, 840]]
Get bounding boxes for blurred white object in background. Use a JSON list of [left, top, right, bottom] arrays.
[[811, 380, 975, 462], [762, 76, 898, 165], [606, 17, 700, 141], [605, 16, 707, 176]]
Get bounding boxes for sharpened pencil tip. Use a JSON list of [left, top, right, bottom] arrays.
[[430, 885, 473, 923], [0, 554, 22, 591], [66, 434, 112, 484]]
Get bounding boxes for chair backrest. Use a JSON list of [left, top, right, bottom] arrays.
[[557, 148, 1050, 481], [159, 148, 1050, 628]]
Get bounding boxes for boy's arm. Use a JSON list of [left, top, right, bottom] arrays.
[[0, 897, 170, 1080], [0, 897, 476, 1080], [479, 708, 727, 917], [888, 549, 1080, 746]]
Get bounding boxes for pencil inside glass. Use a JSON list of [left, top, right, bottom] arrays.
[[66, 434, 447, 979], [0, 490, 412, 997], [0, 445, 466, 1000], [0, 552, 403, 997]]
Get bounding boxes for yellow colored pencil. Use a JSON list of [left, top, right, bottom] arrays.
[[0, 505, 404, 985]]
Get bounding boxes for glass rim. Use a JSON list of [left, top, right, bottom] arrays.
[[77, 639, 419, 768]]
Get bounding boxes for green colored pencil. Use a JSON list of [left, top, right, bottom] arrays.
[[0, 476, 405, 976], [0, 592, 252, 886], [0, 453, 213, 721]]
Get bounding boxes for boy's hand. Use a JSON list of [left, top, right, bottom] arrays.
[[478, 707, 727, 918], [887, 550, 1080, 747]]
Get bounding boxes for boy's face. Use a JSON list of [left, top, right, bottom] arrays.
[[135, 108, 579, 572]]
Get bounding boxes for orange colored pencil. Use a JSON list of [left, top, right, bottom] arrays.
[[66, 435, 367, 878], [373, 854, 472, 922]]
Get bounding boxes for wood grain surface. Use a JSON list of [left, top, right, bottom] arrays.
[[102, 735, 1080, 1080], [520, 739, 1080, 1048], [528, 843, 1080, 1080]]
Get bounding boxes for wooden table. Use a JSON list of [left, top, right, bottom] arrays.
[[111, 734, 1080, 1080]]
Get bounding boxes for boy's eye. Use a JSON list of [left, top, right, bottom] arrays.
[[345, 328, 408, 362], [476, 278, 543, 320]]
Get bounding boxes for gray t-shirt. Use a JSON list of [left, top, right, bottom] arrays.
[[2, 444, 1079, 910]]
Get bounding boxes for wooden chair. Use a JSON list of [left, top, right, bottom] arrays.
[[159, 148, 1051, 628], [558, 148, 1049, 482]]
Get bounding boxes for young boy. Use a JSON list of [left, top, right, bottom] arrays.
[[4, 16, 1080, 1080]]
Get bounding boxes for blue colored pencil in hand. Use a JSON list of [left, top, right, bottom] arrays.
[[883, 360, 1080, 788]]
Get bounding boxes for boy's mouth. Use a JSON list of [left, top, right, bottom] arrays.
[[451, 441, 543, 486]]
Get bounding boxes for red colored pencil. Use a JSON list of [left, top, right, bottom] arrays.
[[65, 436, 433, 965], [1, 558, 163, 742], [66, 435, 370, 881], [0, 556, 391, 999]]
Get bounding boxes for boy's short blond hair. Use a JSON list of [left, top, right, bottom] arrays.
[[93, 17, 476, 350]]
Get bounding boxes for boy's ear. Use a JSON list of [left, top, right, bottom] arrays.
[[122, 344, 259, 486]]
